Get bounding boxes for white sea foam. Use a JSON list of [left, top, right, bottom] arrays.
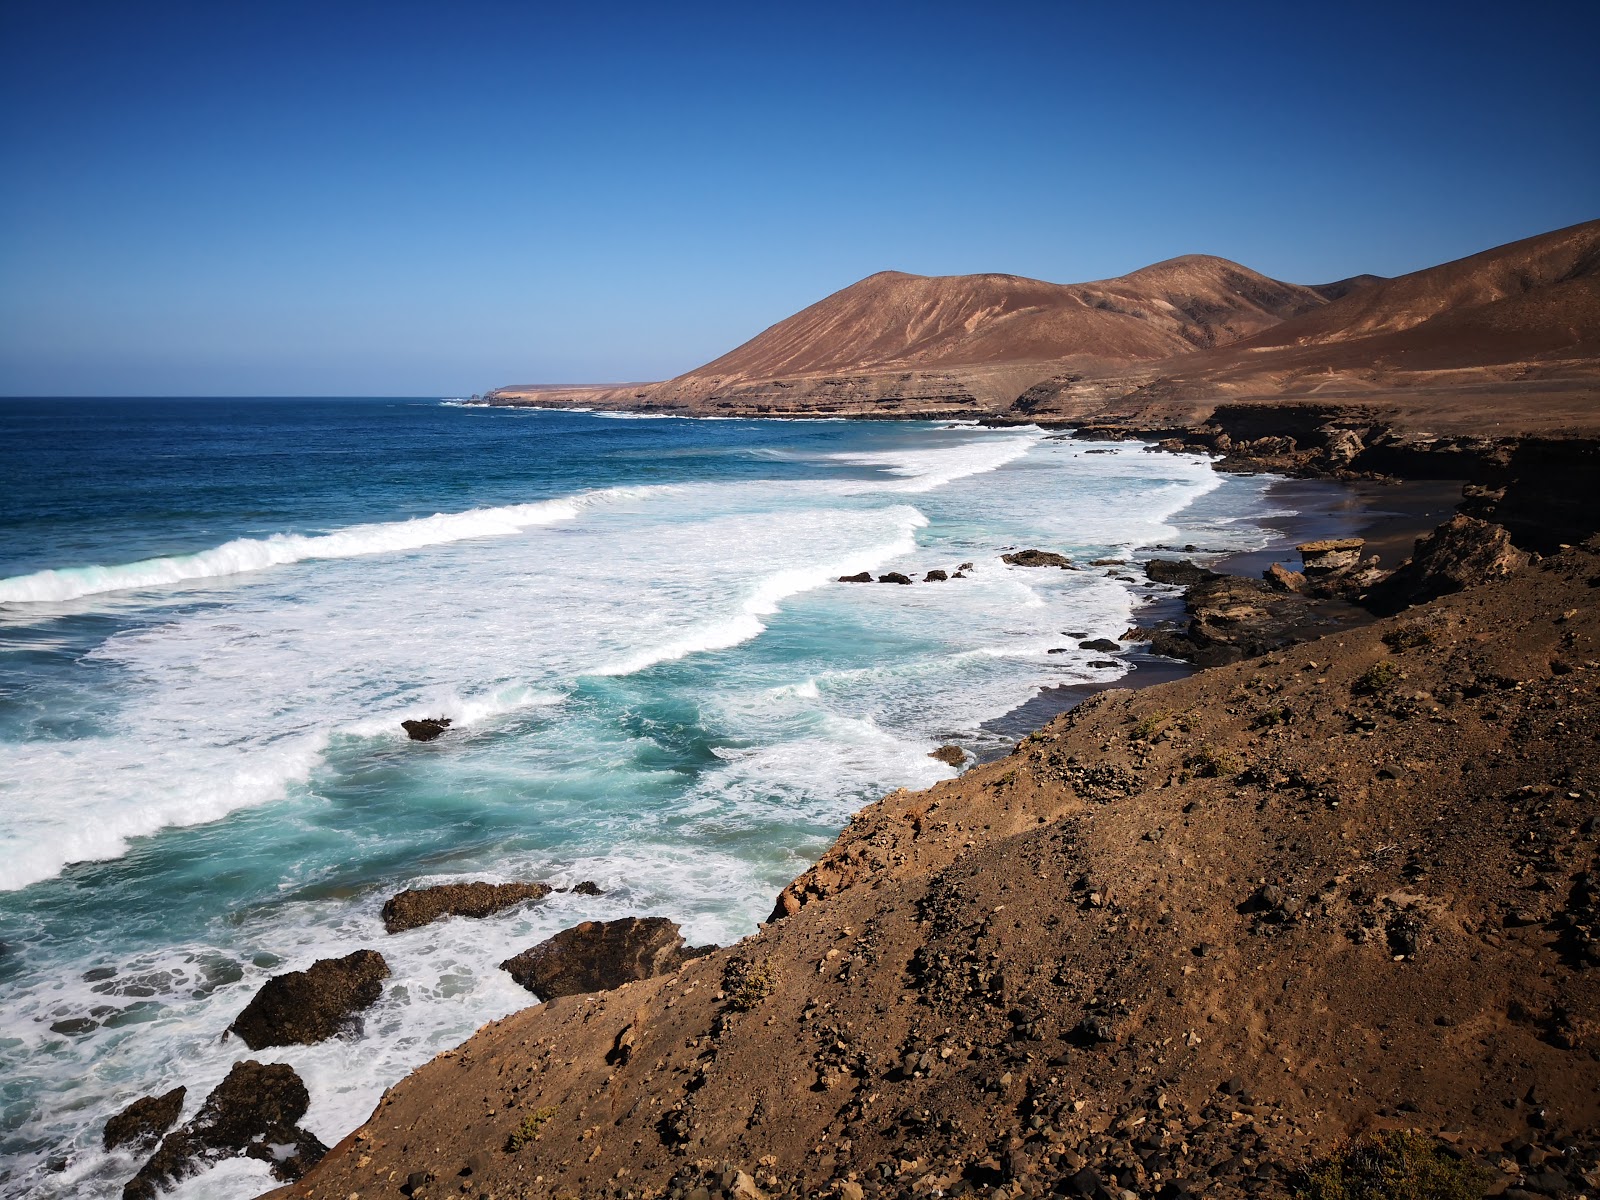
[[592, 507, 929, 676], [827, 430, 1042, 493], [0, 489, 654, 605]]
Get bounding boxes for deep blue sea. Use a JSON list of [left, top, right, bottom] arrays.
[[0, 398, 1284, 1198]]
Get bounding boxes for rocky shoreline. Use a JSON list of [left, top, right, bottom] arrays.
[[241, 434, 1599, 1200]]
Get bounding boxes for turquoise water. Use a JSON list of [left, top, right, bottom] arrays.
[[0, 399, 1279, 1198]]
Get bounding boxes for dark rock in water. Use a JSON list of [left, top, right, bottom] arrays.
[[401, 717, 452, 741], [877, 572, 912, 585], [1047, 647, 1069, 654], [1001, 549, 1072, 568], [959, 562, 974, 571], [569, 880, 604, 896], [500, 917, 705, 999], [1144, 558, 1217, 587], [929, 745, 966, 766], [50, 1017, 98, 1036], [923, 569, 948, 582], [122, 1061, 326, 1199], [228, 949, 389, 1050], [837, 571, 873, 583], [1089, 660, 1119, 668], [1365, 515, 1529, 615], [104, 1087, 186, 1152], [382, 881, 552, 933], [1079, 638, 1121, 653]]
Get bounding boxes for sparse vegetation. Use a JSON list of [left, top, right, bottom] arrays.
[[1251, 705, 1293, 729], [1294, 1131, 1490, 1200], [506, 1106, 558, 1152], [1187, 746, 1239, 777], [721, 956, 777, 1012], [1133, 709, 1171, 740], [1383, 624, 1434, 651], [1354, 660, 1404, 694]]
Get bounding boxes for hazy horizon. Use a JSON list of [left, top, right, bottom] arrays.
[[3, 0, 1597, 396]]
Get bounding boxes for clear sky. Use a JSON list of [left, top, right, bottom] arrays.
[[2, 0, 1596, 396]]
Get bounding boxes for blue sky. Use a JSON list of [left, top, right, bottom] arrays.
[[2, 0, 1596, 395]]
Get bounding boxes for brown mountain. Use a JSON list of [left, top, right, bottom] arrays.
[[488, 220, 1600, 434], [1015, 219, 1600, 435], [489, 257, 1351, 416]]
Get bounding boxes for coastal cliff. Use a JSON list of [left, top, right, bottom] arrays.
[[272, 537, 1600, 1200]]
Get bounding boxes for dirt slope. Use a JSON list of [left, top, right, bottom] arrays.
[[1013, 221, 1600, 434], [273, 547, 1600, 1200]]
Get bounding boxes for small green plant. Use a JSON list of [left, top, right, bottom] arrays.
[[721, 956, 777, 1012], [505, 1106, 558, 1152], [1250, 705, 1293, 730], [1133, 709, 1171, 740], [1354, 660, 1403, 695], [1294, 1130, 1490, 1200], [1186, 746, 1239, 777], [1382, 624, 1433, 651]]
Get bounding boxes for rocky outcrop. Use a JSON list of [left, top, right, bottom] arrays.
[[1296, 537, 1365, 574], [928, 745, 966, 766], [837, 571, 872, 583], [1001, 549, 1073, 568], [876, 572, 912, 585], [121, 1061, 324, 1199], [227, 950, 389, 1051], [1077, 638, 1120, 653], [499, 917, 708, 999], [1148, 574, 1367, 667], [382, 881, 553, 934], [923, 569, 948, 582], [103, 1087, 185, 1153], [1143, 558, 1216, 587], [401, 717, 451, 742], [1366, 515, 1530, 614]]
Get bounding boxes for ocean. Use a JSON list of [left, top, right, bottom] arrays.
[[0, 398, 1283, 1198]]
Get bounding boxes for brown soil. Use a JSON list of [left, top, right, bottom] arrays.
[[270, 546, 1600, 1200]]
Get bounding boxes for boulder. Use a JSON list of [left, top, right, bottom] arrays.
[[923, 569, 948, 582], [1001, 549, 1072, 568], [1297, 538, 1366, 575], [1078, 638, 1121, 653], [1144, 559, 1216, 587], [401, 717, 451, 742], [1365, 516, 1530, 615], [500, 917, 708, 999], [1264, 562, 1308, 594], [569, 880, 604, 896], [837, 571, 873, 583], [876, 572, 912, 585], [104, 1087, 185, 1153], [228, 950, 389, 1051], [382, 881, 552, 934], [929, 745, 966, 766], [122, 1062, 326, 1199]]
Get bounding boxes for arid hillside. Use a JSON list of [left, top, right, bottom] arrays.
[[1014, 220, 1600, 435], [487, 257, 1348, 416], [487, 221, 1600, 433], [272, 540, 1600, 1200]]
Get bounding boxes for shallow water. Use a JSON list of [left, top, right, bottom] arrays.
[[0, 400, 1284, 1198]]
